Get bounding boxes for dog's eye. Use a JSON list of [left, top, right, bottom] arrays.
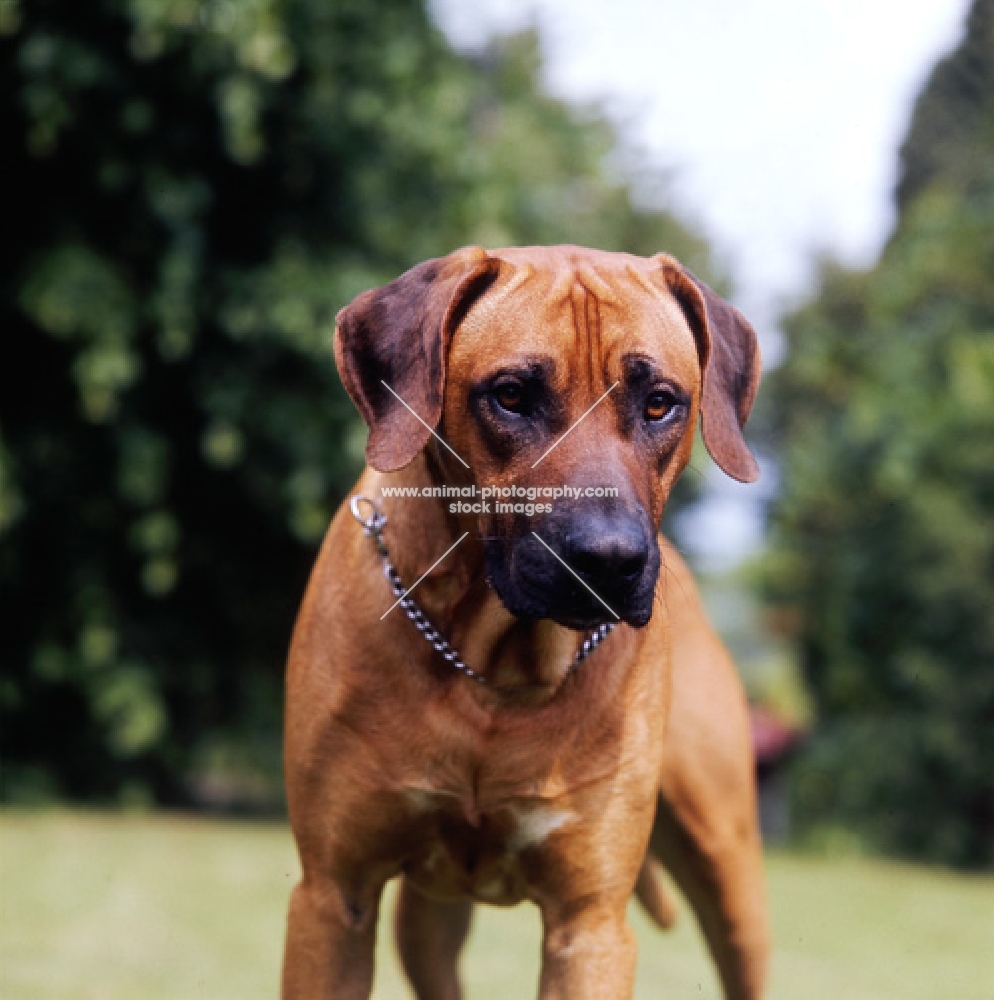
[[493, 379, 527, 414], [644, 389, 678, 422]]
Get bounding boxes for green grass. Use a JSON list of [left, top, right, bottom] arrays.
[[1, 810, 992, 999]]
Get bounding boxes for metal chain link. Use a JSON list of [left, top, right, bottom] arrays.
[[350, 495, 615, 686]]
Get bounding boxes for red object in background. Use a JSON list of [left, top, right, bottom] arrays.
[[751, 705, 803, 767], [750, 705, 806, 843]]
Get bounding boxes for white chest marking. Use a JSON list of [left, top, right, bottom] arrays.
[[405, 788, 437, 813], [507, 805, 575, 851], [403, 789, 575, 851]]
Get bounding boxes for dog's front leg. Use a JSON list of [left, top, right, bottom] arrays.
[[538, 896, 636, 1000], [282, 874, 385, 1000]]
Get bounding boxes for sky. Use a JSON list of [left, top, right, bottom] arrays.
[[431, 0, 973, 566], [431, 0, 971, 336]]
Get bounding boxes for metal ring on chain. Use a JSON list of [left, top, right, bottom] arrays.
[[351, 494, 615, 686]]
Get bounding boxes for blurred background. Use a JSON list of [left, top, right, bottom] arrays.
[[1, 1, 992, 998]]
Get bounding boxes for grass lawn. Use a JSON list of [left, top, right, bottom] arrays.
[[1, 809, 992, 999]]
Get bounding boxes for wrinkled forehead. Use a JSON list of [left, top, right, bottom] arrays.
[[448, 246, 702, 388]]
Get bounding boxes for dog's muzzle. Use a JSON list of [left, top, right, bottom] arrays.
[[485, 507, 660, 630]]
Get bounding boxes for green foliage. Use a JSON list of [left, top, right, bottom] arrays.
[[764, 0, 994, 867], [896, 0, 994, 211], [0, 0, 710, 803]]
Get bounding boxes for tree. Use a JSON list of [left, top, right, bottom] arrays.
[[0, 0, 711, 804], [763, 0, 994, 867]]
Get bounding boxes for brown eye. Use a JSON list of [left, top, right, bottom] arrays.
[[644, 390, 675, 421], [493, 379, 526, 413]]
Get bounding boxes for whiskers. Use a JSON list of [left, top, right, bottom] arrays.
[[653, 547, 694, 614]]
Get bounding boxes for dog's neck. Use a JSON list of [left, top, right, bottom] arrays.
[[365, 451, 604, 699]]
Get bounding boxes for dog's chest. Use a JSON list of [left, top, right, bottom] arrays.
[[402, 793, 575, 905]]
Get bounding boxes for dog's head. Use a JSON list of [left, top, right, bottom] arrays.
[[335, 245, 760, 630]]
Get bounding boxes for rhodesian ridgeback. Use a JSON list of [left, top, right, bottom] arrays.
[[283, 245, 769, 999]]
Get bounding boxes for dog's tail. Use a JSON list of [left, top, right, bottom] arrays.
[[634, 855, 679, 930]]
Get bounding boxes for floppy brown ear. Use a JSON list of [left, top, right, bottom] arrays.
[[334, 247, 500, 471], [655, 255, 762, 483]]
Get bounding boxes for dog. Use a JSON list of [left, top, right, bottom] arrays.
[[282, 245, 769, 999]]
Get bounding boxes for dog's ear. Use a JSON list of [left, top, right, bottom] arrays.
[[655, 255, 761, 483], [334, 247, 500, 471]]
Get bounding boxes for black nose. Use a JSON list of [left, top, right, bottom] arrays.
[[565, 517, 649, 584]]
